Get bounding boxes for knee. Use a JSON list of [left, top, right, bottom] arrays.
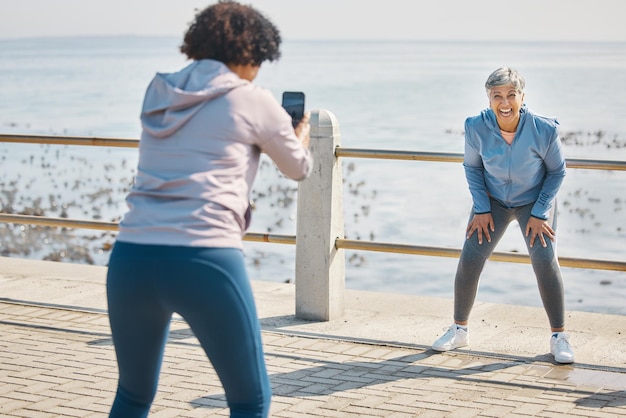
[[529, 246, 558, 267]]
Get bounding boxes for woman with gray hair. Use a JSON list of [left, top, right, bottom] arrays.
[[432, 67, 574, 364]]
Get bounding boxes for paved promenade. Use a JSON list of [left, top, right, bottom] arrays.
[[1, 256, 625, 417]]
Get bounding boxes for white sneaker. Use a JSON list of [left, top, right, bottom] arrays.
[[550, 332, 575, 364], [432, 324, 469, 352]]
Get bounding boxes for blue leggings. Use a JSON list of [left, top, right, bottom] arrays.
[[106, 242, 271, 418], [454, 199, 565, 329]]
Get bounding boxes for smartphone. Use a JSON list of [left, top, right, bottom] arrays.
[[282, 91, 305, 128]]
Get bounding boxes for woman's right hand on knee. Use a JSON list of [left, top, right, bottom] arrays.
[[466, 213, 495, 244]]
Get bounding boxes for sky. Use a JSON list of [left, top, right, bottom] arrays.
[[1, 0, 625, 42]]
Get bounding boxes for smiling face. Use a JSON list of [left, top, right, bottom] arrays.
[[488, 84, 525, 132]]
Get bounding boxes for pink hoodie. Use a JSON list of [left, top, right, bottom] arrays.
[[117, 59, 313, 249]]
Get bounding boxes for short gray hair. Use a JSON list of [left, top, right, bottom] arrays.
[[485, 67, 525, 93]]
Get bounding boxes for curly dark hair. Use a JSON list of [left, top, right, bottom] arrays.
[[180, 0, 282, 66]]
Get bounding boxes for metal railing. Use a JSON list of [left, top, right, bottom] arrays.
[[333, 147, 626, 272], [2, 110, 626, 320], [1, 132, 625, 274], [4, 134, 623, 171], [335, 147, 626, 171]]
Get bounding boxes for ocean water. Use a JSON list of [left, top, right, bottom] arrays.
[[1, 37, 625, 315]]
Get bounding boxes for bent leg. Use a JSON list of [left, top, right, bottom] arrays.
[[166, 248, 272, 418], [516, 204, 565, 329], [454, 201, 512, 322], [106, 243, 173, 418]]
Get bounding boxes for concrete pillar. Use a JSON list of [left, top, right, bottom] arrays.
[[295, 109, 345, 321]]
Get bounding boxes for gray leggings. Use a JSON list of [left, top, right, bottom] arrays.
[[454, 198, 565, 329]]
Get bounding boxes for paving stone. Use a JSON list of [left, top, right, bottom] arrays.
[[2, 259, 626, 417]]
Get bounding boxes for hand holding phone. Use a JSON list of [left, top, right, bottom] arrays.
[[282, 91, 305, 128]]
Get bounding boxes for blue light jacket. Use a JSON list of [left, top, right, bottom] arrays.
[[463, 105, 566, 220]]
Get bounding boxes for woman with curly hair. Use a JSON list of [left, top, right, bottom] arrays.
[[106, 2, 312, 417]]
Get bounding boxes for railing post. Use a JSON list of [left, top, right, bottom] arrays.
[[295, 109, 345, 321]]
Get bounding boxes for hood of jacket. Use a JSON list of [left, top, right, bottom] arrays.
[[140, 59, 248, 138]]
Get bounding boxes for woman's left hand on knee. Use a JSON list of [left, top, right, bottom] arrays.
[[525, 217, 555, 248]]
